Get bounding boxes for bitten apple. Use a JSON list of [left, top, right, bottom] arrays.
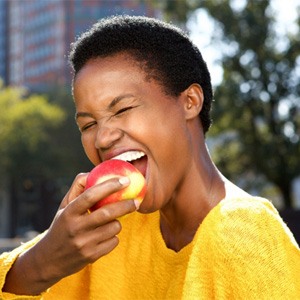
[[85, 159, 147, 211]]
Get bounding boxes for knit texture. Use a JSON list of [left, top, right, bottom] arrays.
[[182, 197, 300, 299], [0, 234, 44, 300], [1, 197, 300, 299]]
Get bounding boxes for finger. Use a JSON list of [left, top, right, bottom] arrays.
[[60, 173, 89, 209], [86, 199, 137, 228], [80, 220, 122, 247], [69, 177, 130, 215], [86, 236, 120, 262], [67, 173, 89, 201], [59, 220, 121, 262]]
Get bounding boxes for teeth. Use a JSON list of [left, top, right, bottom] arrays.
[[111, 151, 145, 162]]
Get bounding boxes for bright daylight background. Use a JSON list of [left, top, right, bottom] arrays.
[[187, 0, 300, 208], [188, 0, 300, 86]]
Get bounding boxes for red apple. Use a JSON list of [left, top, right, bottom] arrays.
[[85, 159, 147, 211]]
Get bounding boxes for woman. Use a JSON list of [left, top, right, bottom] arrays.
[[1, 15, 299, 299]]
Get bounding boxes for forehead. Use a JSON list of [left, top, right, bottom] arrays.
[[74, 53, 145, 82], [81, 56, 156, 101], [72, 53, 166, 113], [73, 54, 149, 98]]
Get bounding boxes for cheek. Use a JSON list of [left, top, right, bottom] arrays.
[[81, 134, 100, 166]]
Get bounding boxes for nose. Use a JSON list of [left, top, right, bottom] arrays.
[[95, 124, 124, 151]]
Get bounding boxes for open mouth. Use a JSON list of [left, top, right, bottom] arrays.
[[111, 151, 148, 178]]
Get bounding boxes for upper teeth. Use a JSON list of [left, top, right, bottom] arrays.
[[112, 151, 145, 162]]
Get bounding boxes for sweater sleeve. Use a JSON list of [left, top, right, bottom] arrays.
[[183, 197, 300, 300], [0, 233, 90, 300], [0, 234, 45, 300]]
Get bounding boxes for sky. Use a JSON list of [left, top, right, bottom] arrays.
[[187, 0, 300, 86]]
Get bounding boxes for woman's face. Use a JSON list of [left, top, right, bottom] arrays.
[[73, 53, 194, 212]]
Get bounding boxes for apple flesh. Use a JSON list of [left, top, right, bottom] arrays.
[[85, 159, 147, 211]]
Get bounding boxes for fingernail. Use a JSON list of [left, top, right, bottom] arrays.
[[134, 199, 141, 210], [119, 177, 130, 186]]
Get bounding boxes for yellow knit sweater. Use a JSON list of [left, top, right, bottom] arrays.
[[1, 197, 300, 299]]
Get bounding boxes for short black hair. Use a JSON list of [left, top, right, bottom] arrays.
[[69, 15, 213, 133]]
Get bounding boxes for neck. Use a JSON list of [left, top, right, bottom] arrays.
[[159, 153, 225, 252]]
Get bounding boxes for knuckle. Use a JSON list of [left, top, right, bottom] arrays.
[[98, 207, 113, 221], [69, 235, 91, 260], [75, 172, 88, 180], [88, 249, 103, 262], [72, 237, 85, 252], [59, 210, 81, 238], [67, 222, 80, 239], [124, 199, 137, 211], [111, 220, 122, 235], [80, 188, 97, 208], [81, 188, 92, 201], [104, 236, 120, 254], [73, 172, 88, 187]]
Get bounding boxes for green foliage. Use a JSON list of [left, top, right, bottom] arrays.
[[0, 82, 94, 236], [142, 0, 197, 23], [45, 85, 93, 177], [147, 0, 300, 207], [204, 1, 300, 207], [0, 82, 65, 174]]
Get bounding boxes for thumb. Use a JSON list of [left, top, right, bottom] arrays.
[[59, 173, 89, 209]]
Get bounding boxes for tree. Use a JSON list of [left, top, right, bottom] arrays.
[[45, 85, 93, 177], [0, 81, 65, 175], [146, 0, 300, 208], [0, 82, 67, 236]]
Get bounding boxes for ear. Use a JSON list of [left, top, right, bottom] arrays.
[[182, 84, 204, 120]]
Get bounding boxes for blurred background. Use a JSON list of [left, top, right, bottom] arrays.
[[0, 0, 299, 252]]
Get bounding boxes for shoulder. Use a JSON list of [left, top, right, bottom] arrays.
[[206, 196, 282, 227], [218, 196, 278, 217], [192, 196, 300, 276], [187, 197, 300, 298], [199, 196, 299, 249]]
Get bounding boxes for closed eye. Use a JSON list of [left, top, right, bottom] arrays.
[[80, 121, 97, 132], [115, 106, 134, 116]]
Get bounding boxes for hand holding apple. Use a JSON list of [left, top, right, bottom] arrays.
[[85, 159, 147, 211]]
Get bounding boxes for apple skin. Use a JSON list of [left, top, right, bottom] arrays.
[[85, 159, 147, 211]]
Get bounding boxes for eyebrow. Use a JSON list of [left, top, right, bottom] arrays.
[[108, 93, 135, 109], [75, 93, 135, 120], [75, 111, 93, 120]]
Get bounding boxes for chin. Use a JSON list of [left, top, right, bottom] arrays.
[[137, 195, 162, 214]]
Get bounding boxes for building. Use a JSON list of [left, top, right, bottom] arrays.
[[0, 0, 157, 240], [4, 0, 156, 92], [0, 0, 8, 84]]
